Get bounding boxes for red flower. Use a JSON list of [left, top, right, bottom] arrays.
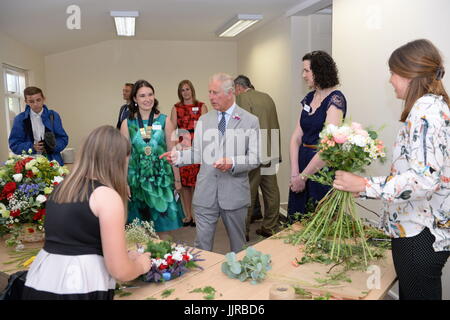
[[33, 209, 46, 221], [27, 228, 35, 234], [14, 162, 24, 174], [26, 170, 34, 178], [182, 254, 190, 262], [159, 264, 168, 270], [166, 256, 175, 266], [10, 209, 21, 217], [53, 182, 59, 186], [50, 163, 54, 167], [2, 182, 17, 198], [3, 181, 17, 194]]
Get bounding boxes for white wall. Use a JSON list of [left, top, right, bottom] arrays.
[[237, 16, 293, 204], [333, 0, 450, 300], [237, 14, 332, 204], [44, 39, 237, 152], [0, 31, 46, 161]]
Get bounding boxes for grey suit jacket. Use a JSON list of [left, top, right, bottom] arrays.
[[178, 104, 260, 210]]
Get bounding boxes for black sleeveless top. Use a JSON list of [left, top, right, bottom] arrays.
[[43, 180, 105, 256]]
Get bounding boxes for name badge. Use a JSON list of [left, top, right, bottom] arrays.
[[303, 104, 311, 113], [152, 124, 162, 130], [192, 107, 199, 112]]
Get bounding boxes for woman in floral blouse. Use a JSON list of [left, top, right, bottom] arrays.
[[333, 39, 449, 300]]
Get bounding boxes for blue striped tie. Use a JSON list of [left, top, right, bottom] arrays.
[[218, 111, 226, 135]]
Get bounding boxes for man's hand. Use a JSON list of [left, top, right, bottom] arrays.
[[213, 157, 233, 172], [33, 141, 45, 153], [159, 149, 179, 165]]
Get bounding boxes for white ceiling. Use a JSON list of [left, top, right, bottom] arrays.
[[0, 0, 317, 55]]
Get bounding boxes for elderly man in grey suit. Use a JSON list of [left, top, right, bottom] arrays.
[[161, 73, 260, 253]]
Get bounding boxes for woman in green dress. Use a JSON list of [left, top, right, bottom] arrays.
[[120, 79, 184, 235]]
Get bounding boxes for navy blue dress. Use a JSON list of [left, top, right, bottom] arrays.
[[287, 90, 347, 220]]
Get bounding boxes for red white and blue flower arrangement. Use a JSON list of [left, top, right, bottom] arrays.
[[142, 239, 203, 282]]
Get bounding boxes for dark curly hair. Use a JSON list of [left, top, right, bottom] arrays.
[[302, 50, 339, 89], [128, 79, 160, 119]]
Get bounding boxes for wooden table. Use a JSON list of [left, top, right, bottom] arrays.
[[131, 235, 396, 301], [0, 230, 397, 300]]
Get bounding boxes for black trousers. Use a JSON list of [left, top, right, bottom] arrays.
[[391, 227, 449, 300]]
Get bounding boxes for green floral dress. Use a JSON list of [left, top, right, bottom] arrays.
[[127, 114, 184, 232]]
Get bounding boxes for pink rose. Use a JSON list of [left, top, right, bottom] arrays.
[[333, 133, 348, 144], [355, 129, 369, 137], [351, 122, 363, 130]]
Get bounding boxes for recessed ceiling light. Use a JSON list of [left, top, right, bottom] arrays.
[[110, 11, 139, 36], [217, 14, 263, 37]]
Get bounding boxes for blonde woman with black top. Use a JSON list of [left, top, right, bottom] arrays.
[[22, 126, 151, 300]]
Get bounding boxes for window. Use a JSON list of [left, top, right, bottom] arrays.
[[3, 64, 27, 140]]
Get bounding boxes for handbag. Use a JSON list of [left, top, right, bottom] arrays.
[[0, 270, 28, 300]]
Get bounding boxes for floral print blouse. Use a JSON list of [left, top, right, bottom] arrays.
[[363, 94, 450, 252]]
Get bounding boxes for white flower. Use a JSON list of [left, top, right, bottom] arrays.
[[172, 252, 184, 262], [349, 135, 368, 148], [52, 176, 64, 184], [31, 167, 39, 175], [25, 159, 37, 170], [14, 219, 19, 223], [325, 124, 338, 135], [13, 173, 23, 182], [28, 148, 33, 154], [174, 246, 186, 254], [5, 159, 14, 165], [36, 195, 47, 203]]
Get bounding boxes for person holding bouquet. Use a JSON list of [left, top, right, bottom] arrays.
[[170, 80, 208, 227], [333, 39, 450, 300], [120, 80, 184, 238], [288, 51, 347, 221], [22, 126, 151, 300]]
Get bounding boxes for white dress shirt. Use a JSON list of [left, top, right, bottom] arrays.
[[30, 109, 45, 144]]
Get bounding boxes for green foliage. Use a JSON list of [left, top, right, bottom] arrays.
[[161, 289, 175, 298], [221, 247, 271, 284], [190, 286, 217, 300], [145, 240, 172, 259], [314, 271, 352, 286]]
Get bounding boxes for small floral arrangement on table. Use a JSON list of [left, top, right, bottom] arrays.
[[0, 150, 69, 247], [288, 122, 386, 267], [142, 239, 204, 283]]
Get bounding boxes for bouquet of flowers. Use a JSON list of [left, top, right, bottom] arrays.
[[143, 239, 203, 283], [291, 122, 386, 266], [0, 150, 69, 246]]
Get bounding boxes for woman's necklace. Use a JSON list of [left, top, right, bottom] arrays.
[[137, 110, 155, 156]]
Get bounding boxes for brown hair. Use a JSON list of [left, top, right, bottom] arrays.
[[177, 80, 198, 105], [389, 39, 449, 122], [302, 50, 339, 89], [24, 86, 44, 99], [128, 79, 160, 119], [50, 125, 131, 216]]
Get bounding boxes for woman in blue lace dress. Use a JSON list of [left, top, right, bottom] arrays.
[[288, 51, 347, 221]]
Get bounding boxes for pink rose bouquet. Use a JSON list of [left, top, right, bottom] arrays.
[[293, 122, 386, 266]]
